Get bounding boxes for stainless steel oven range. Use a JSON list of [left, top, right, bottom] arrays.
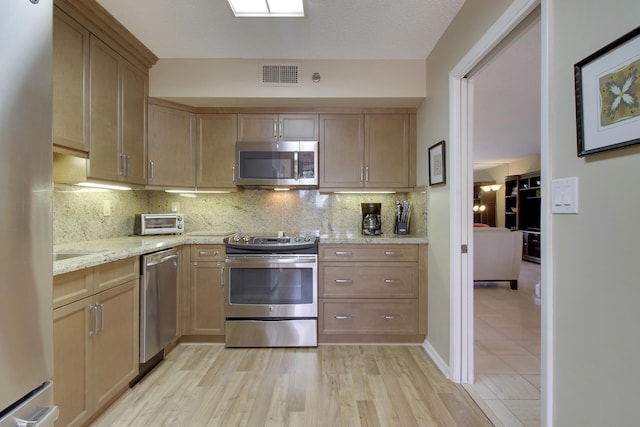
[[224, 235, 318, 347]]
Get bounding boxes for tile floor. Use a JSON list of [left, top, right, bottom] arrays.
[[464, 261, 541, 426]]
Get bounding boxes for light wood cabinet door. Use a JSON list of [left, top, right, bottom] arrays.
[[188, 261, 225, 335], [319, 114, 364, 188], [120, 61, 147, 185], [364, 114, 410, 188], [87, 35, 120, 182], [238, 114, 318, 142], [148, 104, 196, 187], [53, 8, 89, 154], [92, 279, 139, 410], [197, 114, 237, 189], [53, 298, 92, 427]]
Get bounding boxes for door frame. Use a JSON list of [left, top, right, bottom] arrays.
[[448, 2, 551, 424]]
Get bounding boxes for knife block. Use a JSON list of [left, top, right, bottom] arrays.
[[394, 220, 408, 235]]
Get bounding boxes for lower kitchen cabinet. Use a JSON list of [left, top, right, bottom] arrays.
[[53, 259, 139, 427], [318, 244, 427, 343], [184, 245, 225, 338]]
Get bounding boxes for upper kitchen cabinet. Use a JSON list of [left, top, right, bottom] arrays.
[[147, 103, 197, 188], [238, 114, 319, 142], [364, 114, 412, 188], [320, 113, 415, 190], [53, 0, 157, 181], [319, 114, 365, 188], [197, 114, 238, 190], [53, 8, 89, 155], [87, 36, 147, 185]]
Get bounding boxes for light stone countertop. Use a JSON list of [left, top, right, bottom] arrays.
[[54, 232, 428, 276]]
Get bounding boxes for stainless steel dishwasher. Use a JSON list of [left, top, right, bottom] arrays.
[[132, 247, 178, 385]]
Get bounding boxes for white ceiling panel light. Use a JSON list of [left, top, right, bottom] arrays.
[[227, 0, 304, 17]]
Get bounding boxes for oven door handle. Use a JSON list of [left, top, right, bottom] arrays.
[[226, 256, 317, 265]]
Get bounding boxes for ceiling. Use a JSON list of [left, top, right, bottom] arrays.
[[95, 0, 466, 60], [95, 0, 541, 171]]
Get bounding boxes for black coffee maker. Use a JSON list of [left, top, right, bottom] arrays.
[[361, 203, 381, 236]]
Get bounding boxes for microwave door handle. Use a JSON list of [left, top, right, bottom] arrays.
[[293, 152, 299, 180]]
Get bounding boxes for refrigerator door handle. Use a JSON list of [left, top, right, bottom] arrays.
[[13, 405, 60, 427]]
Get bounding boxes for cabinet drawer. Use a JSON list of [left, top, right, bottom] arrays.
[[320, 263, 417, 298], [53, 269, 93, 309], [190, 245, 225, 262], [319, 244, 418, 262], [320, 299, 418, 335], [94, 257, 140, 293]]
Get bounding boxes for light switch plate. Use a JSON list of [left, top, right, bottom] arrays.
[[551, 177, 578, 214]]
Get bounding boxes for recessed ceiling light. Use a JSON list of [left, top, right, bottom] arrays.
[[227, 0, 304, 17]]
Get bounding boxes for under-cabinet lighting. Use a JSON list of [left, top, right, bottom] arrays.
[[75, 182, 131, 191], [334, 191, 397, 194], [164, 190, 231, 194], [227, 0, 304, 17], [273, 188, 291, 191]]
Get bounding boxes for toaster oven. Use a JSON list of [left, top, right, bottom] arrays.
[[134, 213, 184, 235]]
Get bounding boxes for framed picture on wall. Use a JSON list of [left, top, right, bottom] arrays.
[[575, 25, 640, 156], [428, 140, 446, 185]]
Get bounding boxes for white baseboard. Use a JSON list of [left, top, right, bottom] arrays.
[[422, 339, 450, 379]]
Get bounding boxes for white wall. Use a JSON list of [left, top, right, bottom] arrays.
[[419, 0, 514, 367], [150, 59, 426, 107], [548, 0, 640, 423]]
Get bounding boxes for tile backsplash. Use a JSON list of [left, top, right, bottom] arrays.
[[54, 185, 426, 245]]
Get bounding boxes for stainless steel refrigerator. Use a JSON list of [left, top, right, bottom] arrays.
[[0, 1, 58, 426]]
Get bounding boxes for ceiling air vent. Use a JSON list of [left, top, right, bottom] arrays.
[[260, 63, 300, 86]]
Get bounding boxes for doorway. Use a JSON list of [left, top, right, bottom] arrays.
[[448, 0, 552, 423]]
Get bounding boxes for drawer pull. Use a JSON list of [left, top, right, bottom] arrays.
[[199, 251, 219, 256], [334, 315, 352, 320], [334, 279, 353, 284], [334, 251, 352, 256], [384, 279, 401, 284], [384, 251, 403, 256], [384, 315, 402, 320]]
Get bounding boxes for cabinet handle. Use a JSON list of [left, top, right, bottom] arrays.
[[273, 122, 277, 138], [360, 166, 364, 182], [293, 152, 299, 180], [232, 165, 236, 183], [279, 121, 283, 138], [98, 303, 104, 333], [384, 279, 401, 284], [334, 315, 352, 320], [220, 266, 225, 288], [334, 251, 352, 256], [383, 315, 402, 320], [334, 279, 353, 284], [88, 305, 97, 336], [149, 161, 154, 180], [365, 165, 369, 182], [119, 153, 125, 176], [384, 251, 403, 256], [198, 251, 219, 256]]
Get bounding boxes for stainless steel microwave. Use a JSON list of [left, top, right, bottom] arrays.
[[235, 140, 318, 188], [134, 213, 184, 235]]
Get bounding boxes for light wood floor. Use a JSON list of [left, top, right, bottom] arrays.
[[465, 261, 541, 426], [92, 344, 492, 427]]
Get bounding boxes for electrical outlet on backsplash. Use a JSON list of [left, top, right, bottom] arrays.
[[53, 187, 427, 244]]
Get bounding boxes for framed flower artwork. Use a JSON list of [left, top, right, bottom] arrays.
[[575, 25, 640, 156]]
